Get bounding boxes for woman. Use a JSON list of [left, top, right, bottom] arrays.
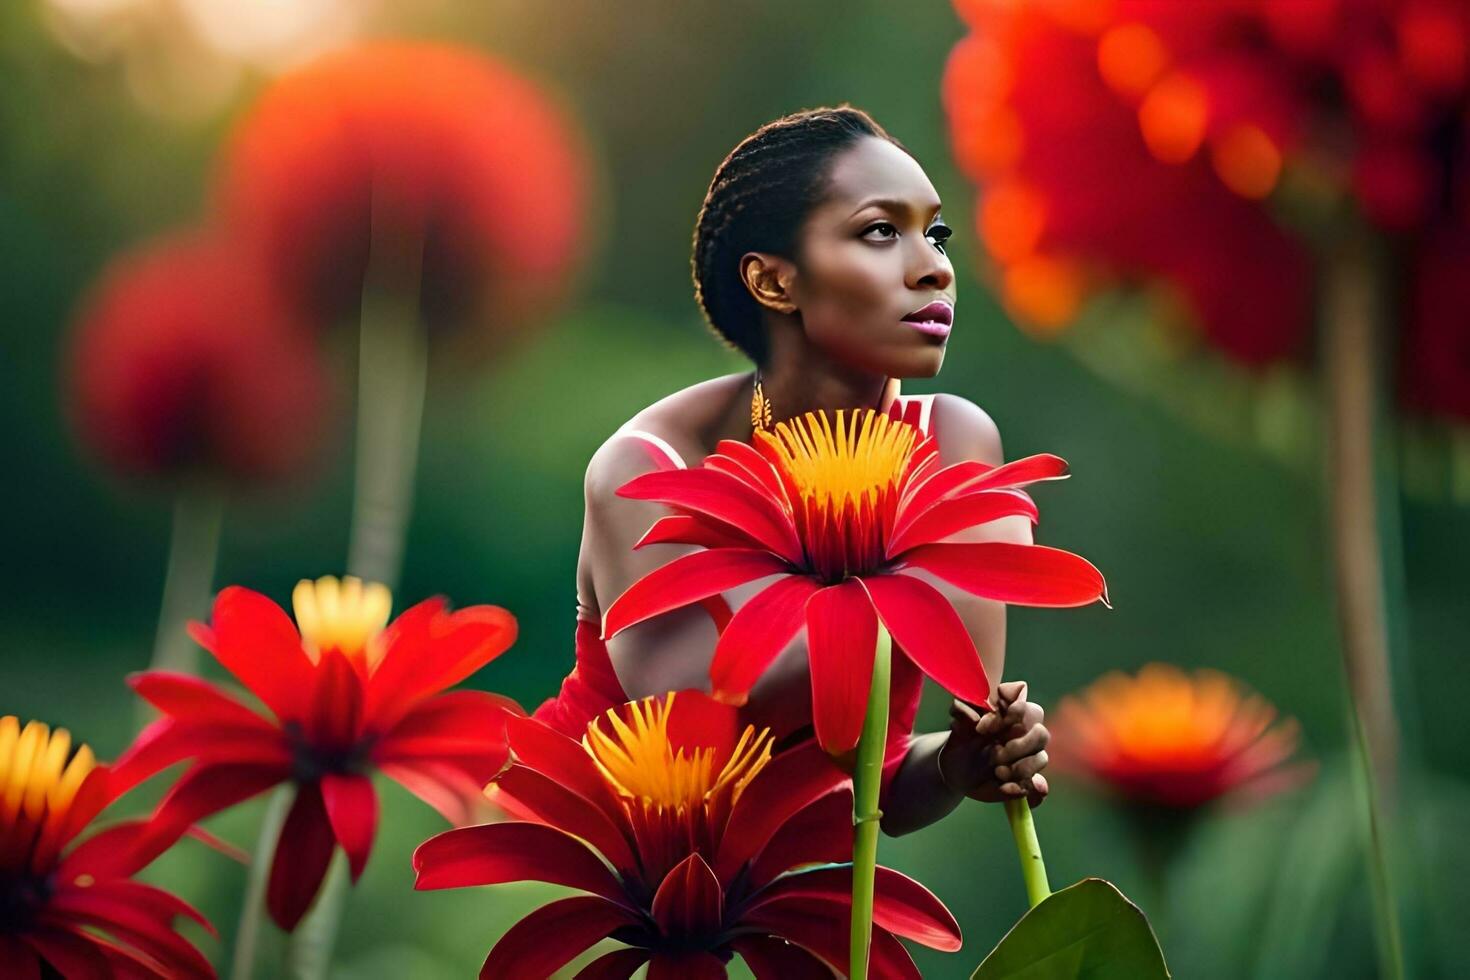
[[537, 106, 1050, 836]]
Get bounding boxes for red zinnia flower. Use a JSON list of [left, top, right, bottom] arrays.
[[114, 575, 520, 930], [0, 716, 215, 978], [216, 41, 589, 352], [945, 0, 1470, 421], [603, 408, 1107, 754], [66, 234, 328, 483], [414, 691, 962, 978], [1050, 664, 1308, 809]]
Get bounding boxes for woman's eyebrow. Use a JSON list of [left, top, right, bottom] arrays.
[[846, 197, 945, 221]]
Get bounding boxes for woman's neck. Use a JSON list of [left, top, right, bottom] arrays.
[[755, 318, 898, 428]]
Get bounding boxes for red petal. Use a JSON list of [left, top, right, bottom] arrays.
[[860, 574, 990, 707], [710, 439, 793, 509], [634, 514, 756, 551], [369, 603, 519, 726], [731, 936, 835, 980], [902, 454, 1068, 517], [888, 488, 1039, 556], [479, 896, 640, 980], [267, 783, 338, 932], [714, 742, 847, 884], [128, 671, 273, 729], [379, 760, 486, 826], [42, 885, 215, 977], [751, 865, 962, 951], [900, 542, 1108, 607], [21, 929, 112, 980], [109, 717, 290, 798], [413, 822, 629, 905], [804, 582, 879, 755], [709, 576, 819, 703], [650, 852, 724, 937], [491, 764, 637, 872], [663, 691, 743, 763], [574, 948, 651, 980], [617, 468, 801, 563], [321, 773, 378, 882], [742, 901, 919, 980], [53, 878, 212, 935], [502, 715, 623, 824], [648, 952, 727, 980], [602, 549, 789, 639], [304, 649, 363, 748], [375, 689, 517, 778], [746, 788, 854, 891], [198, 586, 315, 721]]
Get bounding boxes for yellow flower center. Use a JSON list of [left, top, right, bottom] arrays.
[[757, 409, 920, 580], [292, 575, 392, 669], [584, 694, 772, 814], [0, 716, 97, 874]]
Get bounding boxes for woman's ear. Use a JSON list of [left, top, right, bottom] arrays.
[[739, 252, 798, 315]]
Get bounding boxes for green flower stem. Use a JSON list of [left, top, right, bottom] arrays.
[[1005, 796, 1050, 910], [229, 785, 293, 980], [849, 624, 892, 980], [1321, 231, 1405, 980], [285, 855, 350, 980], [138, 484, 223, 727]]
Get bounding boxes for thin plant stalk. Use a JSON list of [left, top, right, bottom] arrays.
[[849, 624, 892, 980], [290, 191, 428, 978], [1321, 231, 1405, 980], [1005, 797, 1050, 909], [137, 485, 223, 728], [229, 785, 293, 980]]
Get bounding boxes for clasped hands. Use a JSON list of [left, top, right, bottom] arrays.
[[938, 680, 1050, 808]]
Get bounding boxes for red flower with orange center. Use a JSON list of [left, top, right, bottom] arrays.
[[114, 576, 520, 930], [1050, 663, 1308, 809], [216, 41, 589, 352], [414, 692, 962, 978], [604, 407, 1107, 754], [0, 717, 214, 978], [945, 0, 1470, 420], [66, 234, 328, 483]]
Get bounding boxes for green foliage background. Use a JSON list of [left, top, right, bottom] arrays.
[[3, 2, 1468, 976]]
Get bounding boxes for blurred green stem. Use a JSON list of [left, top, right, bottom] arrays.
[[139, 485, 223, 723], [1321, 231, 1405, 980], [230, 785, 293, 980], [285, 855, 349, 980], [1005, 797, 1050, 909], [849, 624, 892, 980]]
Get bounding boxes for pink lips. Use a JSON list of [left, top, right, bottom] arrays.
[[901, 300, 954, 339]]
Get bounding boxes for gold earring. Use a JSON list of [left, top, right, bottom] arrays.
[[751, 373, 772, 432]]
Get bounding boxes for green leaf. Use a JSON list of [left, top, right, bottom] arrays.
[[972, 878, 1170, 980]]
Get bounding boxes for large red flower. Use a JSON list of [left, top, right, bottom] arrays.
[[1050, 664, 1309, 809], [0, 716, 215, 978], [66, 233, 328, 483], [945, 0, 1470, 420], [114, 576, 520, 930], [414, 691, 962, 978], [216, 41, 589, 352], [603, 407, 1107, 754]]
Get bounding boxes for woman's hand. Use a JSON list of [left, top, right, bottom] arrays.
[[939, 681, 1050, 808]]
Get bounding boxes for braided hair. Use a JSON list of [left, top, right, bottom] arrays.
[[691, 106, 905, 365]]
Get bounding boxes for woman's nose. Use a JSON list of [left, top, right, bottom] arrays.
[[908, 243, 954, 291]]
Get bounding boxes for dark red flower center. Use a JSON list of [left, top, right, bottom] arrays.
[[0, 870, 50, 935], [283, 722, 375, 783]]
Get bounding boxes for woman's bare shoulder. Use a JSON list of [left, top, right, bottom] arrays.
[[584, 371, 750, 502], [930, 392, 1005, 465]]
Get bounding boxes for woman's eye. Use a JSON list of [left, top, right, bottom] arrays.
[[862, 221, 898, 242], [926, 223, 953, 253]]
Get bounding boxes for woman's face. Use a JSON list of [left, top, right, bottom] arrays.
[[787, 137, 957, 379]]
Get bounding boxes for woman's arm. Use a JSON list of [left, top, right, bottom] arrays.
[[582, 434, 723, 697]]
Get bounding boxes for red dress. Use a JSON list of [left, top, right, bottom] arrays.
[[533, 394, 939, 799]]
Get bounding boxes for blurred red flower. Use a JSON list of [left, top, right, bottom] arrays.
[[0, 716, 214, 978], [114, 576, 521, 930], [414, 691, 962, 979], [945, 0, 1470, 419], [66, 234, 328, 483], [603, 407, 1107, 755], [216, 41, 589, 352], [1049, 663, 1308, 809]]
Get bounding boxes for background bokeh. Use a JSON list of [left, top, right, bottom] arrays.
[[4, 1, 1469, 977]]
